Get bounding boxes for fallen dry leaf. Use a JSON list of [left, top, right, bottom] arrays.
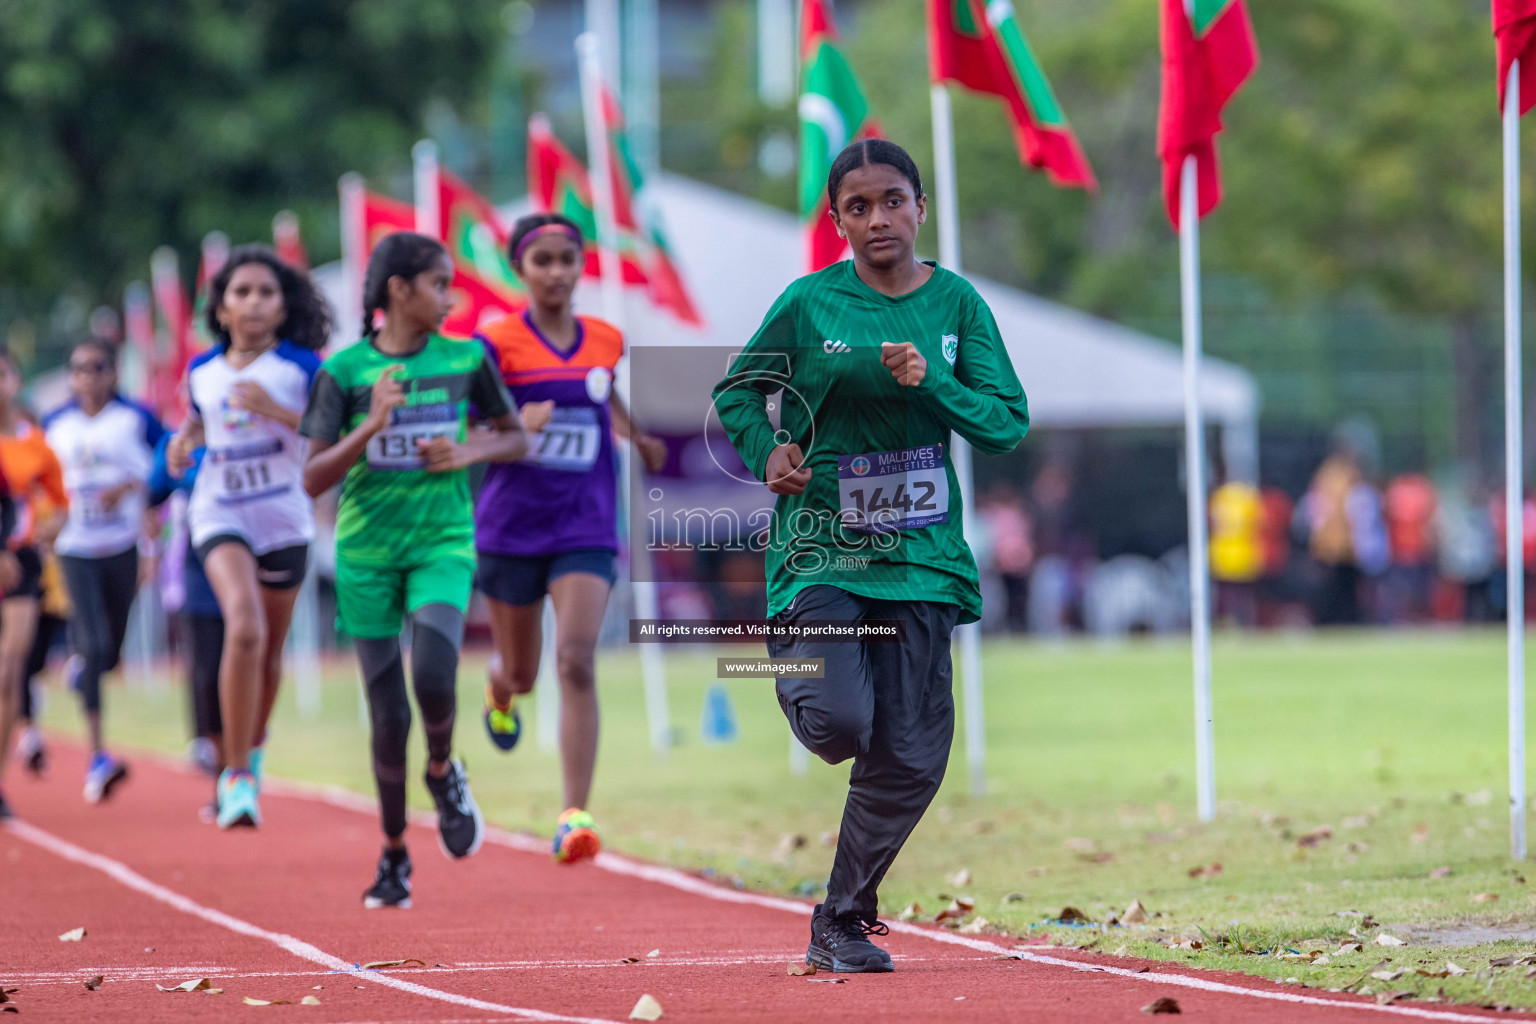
[[774, 833, 807, 858], [1122, 899, 1149, 925], [1374, 934, 1405, 947], [1297, 826, 1334, 848], [897, 902, 923, 923], [1346, 841, 1370, 854], [156, 979, 215, 993], [619, 957, 642, 964], [1142, 996, 1182, 1014], [630, 992, 665, 1019], [83, 976, 104, 991], [1471, 893, 1500, 904], [819, 831, 838, 847], [646, 949, 661, 959], [360, 959, 426, 970], [935, 897, 976, 924], [243, 997, 294, 1006], [1371, 968, 1407, 982], [957, 917, 991, 935], [1430, 866, 1452, 879], [1410, 824, 1429, 844], [787, 962, 816, 976], [1187, 863, 1224, 879], [1444, 962, 1468, 976], [1113, 945, 1130, 956], [1002, 891, 1026, 904], [1337, 942, 1363, 954], [947, 868, 973, 888], [1377, 991, 1414, 1006], [58, 927, 85, 942], [1055, 905, 1091, 924], [806, 978, 848, 984], [301, 995, 321, 1006]]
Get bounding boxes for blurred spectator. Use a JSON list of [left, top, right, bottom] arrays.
[[1435, 474, 1497, 622], [1488, 488, 1536, 622], [978, 484, 1034, 633], [1380, 473, 1437, 623], [1305, 452, 1364, 624], [1209, 480, 1262, 626]]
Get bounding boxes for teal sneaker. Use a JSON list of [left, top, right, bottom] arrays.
[[249, 746, 265, 790], [552, 808, 601, 864], [483, 687, 521, 752], [216, 768, 261, 829]]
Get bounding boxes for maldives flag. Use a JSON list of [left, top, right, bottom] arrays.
[[359, 190, 415, 254], [598, 88, 704, 326], [526, 114, 647, 286], [192, 231, 229, 348], [799, 0, 874, 271], [1157, 0, 1258, 227], [928, 0, 1095, 190], [1496, 1, 1536, 115], [435, 169, 525, 335], [272, 210, 309, 269], [151, 246, 193, 420]]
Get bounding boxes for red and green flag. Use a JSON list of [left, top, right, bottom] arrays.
[[191, 231, 229, 350], [799, 0, 875, 271], [1496, 1, 1536, 115], [597, 88, 704, 327], [151, 246, 193, 420], [927, 0, 1095, 190], [435, 169, 526, 335], [1157, 0, 1258, 227], [527, 114, 647, 286]]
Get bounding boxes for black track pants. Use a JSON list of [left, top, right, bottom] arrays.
[[767, 584, 961, 922]]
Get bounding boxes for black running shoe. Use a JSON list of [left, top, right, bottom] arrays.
[[362, 848, 412, 909], [0, 786, 12, 821], [423, 758, 484, 859], [806, 903, 895, 973]]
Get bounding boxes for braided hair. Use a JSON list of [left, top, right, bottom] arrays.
[[205, 244, 333, 351], [360, 232, 448, 338], [826, 138, 925, 210]]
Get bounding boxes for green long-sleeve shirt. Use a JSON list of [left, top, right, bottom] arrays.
[[712, 260, 1029, 624]]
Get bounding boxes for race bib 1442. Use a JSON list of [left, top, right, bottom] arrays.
[[837, 444, 949, 533]]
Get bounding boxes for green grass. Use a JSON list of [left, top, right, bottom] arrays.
[[36, 629, 1536, 1009]]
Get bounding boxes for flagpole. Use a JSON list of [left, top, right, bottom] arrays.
[[412, 140, 441, 239], [931, 82, 987, 798], [1505, 57, 1527, 862], [1181, 154, 1216, 823], [578, 30, 673, 761], [338, 174, 364, 347]]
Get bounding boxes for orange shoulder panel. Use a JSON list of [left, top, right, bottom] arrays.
[[577, 315, 625, 368]]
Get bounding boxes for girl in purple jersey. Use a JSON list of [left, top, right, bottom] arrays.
[[475, 213, 665, 863]]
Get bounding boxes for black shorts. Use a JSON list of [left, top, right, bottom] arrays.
[[195, 535, 309, 591], [476, 548, 616, 607], [7, 546, 42, 600]]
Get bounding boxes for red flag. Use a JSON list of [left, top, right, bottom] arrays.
[[1157, 0, 1258, 227], [527, 114, 647, 285], [359, 191, 416, 253], [272, 211, 309, 269], [927, 0, 1095, 190], [1496, 1, 1536, 115], [434, 169, 525, 336], [151, 247, 193, 419]]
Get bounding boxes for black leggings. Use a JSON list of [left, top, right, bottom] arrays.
[[185, 614, 224, 738], [18, 613, 66, 721], [59, 549, 139, 714], [360, 603, 464, 840]]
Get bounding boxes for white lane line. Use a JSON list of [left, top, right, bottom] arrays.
[[4, 819, 626, 1024], [130, 760, 1536, 1023]]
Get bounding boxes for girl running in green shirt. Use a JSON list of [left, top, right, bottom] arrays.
[[713, 139, 1029, 972], [300, 232, 529, 908]]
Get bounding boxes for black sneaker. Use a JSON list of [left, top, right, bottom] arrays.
[[362, 848, 412, 909], [423, 759, 483, 859], [807, 904, 894, 973], [0, 786, 12, 821]]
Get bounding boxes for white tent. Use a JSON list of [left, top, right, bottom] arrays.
[[313, 173, 1260, 476]]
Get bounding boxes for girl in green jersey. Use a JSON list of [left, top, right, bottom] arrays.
[[713, 140, 1029, 972], [300, 232, 529, 908]]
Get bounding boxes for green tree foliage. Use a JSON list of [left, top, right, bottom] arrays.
[[0, 0, 504, 305]]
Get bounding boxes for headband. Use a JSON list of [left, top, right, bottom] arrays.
[[513, 223, 583, 263]]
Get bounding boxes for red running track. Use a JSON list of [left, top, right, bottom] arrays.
[[3, 742, 1530, 1024]]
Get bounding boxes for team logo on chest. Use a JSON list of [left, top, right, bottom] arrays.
[[941, 334, 959, 366], [585, 366, 612, 404]]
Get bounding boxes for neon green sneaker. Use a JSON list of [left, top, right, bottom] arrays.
[[483, 687, 521, 752], [552, 807, 601, 864]]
